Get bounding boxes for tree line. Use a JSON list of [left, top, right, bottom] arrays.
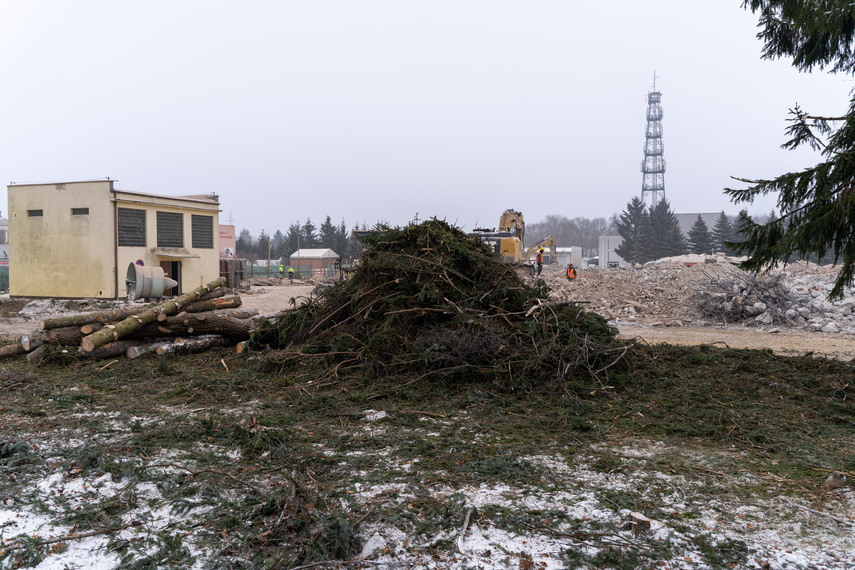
[[235, 216, 367, 263], [613, 197, 768, 265]]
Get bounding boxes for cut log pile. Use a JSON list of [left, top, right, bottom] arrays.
[[0, 279, 261, 361]]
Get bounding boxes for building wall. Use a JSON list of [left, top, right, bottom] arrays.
[[8, 180, 220, 298], [9, 181, 115, 297], [114, 190, 220, 294], [598, 235, 630, 268]]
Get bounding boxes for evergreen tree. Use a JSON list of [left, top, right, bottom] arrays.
[[687, 215, 713, 254], [301, 218, 318, 249], [647, 200, 686, 259], [727, 1, 855, 298], [711, 212, 734, 255], [255, 229, 271, 259], [271, 230, 284, 253], [319, 216, 337, 250], [335, 219, 351, 260], [235, 229, 253, 257], [614, 197, 647, 264], [281, 222, 301, 259]]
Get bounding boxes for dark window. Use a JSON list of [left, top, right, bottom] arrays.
[[191, 215, 214, 249], [72, 208, 89, 216], [27, 210, 43, 217], [157, 211, 183, 247], [118, 208, 146, 247]]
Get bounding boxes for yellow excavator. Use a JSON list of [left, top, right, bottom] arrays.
[[468, 209, 557, 269]]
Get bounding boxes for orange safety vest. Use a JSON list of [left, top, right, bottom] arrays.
[[566, 266, 576, 279], [536, 251, 543, 263]]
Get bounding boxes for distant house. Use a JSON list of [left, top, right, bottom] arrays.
[[553, 247, 583, 269], [289, 248, 339, 276], [8, 180, 220, 298]]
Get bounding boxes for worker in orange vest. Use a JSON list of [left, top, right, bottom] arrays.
[[566, 263, 577, 281], [535, 247, 544, 276]]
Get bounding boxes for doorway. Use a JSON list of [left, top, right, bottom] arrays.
[[160, 261, 181, 296]]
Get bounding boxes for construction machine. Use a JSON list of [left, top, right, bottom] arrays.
[[468, 209, 557, 273]]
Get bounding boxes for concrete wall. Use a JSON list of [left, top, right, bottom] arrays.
[[8, 180, 220, 298], [598, 235, 630, 268]]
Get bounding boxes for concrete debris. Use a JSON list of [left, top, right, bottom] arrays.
[[541, 255, 854, 334]]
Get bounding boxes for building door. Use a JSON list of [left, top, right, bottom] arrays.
[[160, 261, 181, 296]]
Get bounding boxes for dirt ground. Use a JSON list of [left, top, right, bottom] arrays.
[[2, 275, 853, 362], [616, 323, 855, 361]]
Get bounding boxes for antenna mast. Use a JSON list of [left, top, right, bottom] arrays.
[[641, 72, 665, 208]]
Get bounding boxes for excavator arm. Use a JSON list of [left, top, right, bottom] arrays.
[[498, 209, 525, 243], [524, 235, 557, 265]]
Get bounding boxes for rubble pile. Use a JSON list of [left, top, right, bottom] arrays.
[[543, 255, 854, 333]]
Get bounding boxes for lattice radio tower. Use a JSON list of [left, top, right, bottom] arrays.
[[641, 73, 665, 207]]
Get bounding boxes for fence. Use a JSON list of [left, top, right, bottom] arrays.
[[0, 266, 7, 292]]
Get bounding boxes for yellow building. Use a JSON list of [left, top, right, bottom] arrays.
[[8, 180, 220, 299]]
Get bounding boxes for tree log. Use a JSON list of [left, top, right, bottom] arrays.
[[156, 335, 227, 356], [159, 295, 242, 320], [83, 340, 144, 360], [80, 278, 226, 353], [39, 305, 154, 331], [194, 287, 228, 302], [44, 326, 88, 347], [26, 345, 46, 362], [127, 340, 175, 359], [126, 315, 253, 341], [80, 323, 106, 335], [21, 331, 43, 352], [0, 343, 27, 358]]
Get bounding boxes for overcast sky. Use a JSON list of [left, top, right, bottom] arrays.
[[1, 1, 852, 238]]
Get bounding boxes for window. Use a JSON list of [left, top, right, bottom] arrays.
[[191, 215, 214, 249], [118, 208, 146, 247], [157, 211, 183, 247], [72, 208, 89, 216], [27, 210, 43, 217]]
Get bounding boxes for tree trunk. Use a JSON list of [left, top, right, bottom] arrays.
[[21, 331, 43, 351], [80, 278, 225, 353], [80, 323, 106, 335], [26, 345, 46, 362], [162, 295, 242, 319], [0, 343, 26, 358], [39, 305, 154, 331], [127, 340, 174, 359], [126, 315, 253, 341], [156, 335, 227, 356], [83, 340, 144, 360], [44, 326, 88, 346], [195, 287, 228, 302]]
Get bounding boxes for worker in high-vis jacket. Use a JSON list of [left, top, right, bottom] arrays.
[[535, 247, 544, 276], [566, 263, 577, 281]]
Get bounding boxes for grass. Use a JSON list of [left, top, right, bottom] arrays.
[[0, 340, 853, 567]]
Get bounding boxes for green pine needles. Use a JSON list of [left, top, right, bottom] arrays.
[[727, 1, 855, 299]]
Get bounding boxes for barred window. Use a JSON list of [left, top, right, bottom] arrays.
[[72, 208, 89, 216], [191, 215, 214, 249], [27, 210, 43, 217], [157, 211, 183, 248], [118, 208, 146, 247]]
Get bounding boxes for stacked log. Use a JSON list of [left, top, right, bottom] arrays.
[[1, 282, 259, 361]]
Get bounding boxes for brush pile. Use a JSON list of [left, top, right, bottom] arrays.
[[250, 220, 626, 389]]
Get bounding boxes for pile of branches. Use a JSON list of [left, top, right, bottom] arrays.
[[249, 220, 627, 390]]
